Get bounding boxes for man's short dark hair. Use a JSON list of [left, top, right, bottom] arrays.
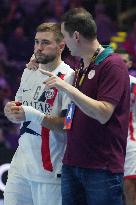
[[36, 22, 64, 43], [61, 7, 97, 40]]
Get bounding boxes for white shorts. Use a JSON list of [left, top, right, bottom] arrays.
[[124, 151, 136, 179], [4, 173, 61, 205]]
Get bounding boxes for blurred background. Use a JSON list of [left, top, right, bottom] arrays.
[[0, 0, 136, 202]]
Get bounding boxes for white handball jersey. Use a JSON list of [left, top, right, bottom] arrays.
[[10, 61, 74, 184], [127, 75, 136, 152]]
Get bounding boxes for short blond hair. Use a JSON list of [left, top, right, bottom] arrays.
[[36, 22, 64, 43]]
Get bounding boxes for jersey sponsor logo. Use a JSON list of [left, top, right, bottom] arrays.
[[23, 100, 52, 114], [22, 86, 58, 115], [88, 70, 95, 79], [23, 89, 31, 92]]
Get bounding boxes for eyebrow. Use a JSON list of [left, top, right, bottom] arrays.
[[34, 38, 50, 43]]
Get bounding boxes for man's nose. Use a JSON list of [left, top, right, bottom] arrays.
[[37, 43, 44, 51]]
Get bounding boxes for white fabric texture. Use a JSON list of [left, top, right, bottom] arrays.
[[4, 172, 61, 205], [124, 151, 136, 177]]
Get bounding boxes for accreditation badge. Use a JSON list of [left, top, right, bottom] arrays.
[[64, 102, 75, 129]]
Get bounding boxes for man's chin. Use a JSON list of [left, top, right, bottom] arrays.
[[36, 59, 42, 64], [36, 59, 52, 64], [35, 58, 46, 64], [35, 55, 56, 64]]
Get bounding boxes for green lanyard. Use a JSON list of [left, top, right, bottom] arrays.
[[74, 47, 101, 87]]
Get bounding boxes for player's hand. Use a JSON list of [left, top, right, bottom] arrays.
[[26, 54, 39, 71], [4, 101, 17, 117], [4, 101, 25, 123]]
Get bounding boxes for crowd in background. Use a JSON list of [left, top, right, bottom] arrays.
[[0, 0, 136, 150]]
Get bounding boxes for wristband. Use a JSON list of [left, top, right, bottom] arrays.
[[22, 105, 45, 124]]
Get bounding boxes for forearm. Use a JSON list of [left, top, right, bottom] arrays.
[[23, 106, 65, 132], [39, 72, 114, 124], [64, 84, 114, 124], [41, 116, 65, 133]]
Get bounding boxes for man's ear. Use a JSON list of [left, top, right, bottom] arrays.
[[59, 40, 65, 52], [128, 60, 133, 68], [73, 31, 80, 42]]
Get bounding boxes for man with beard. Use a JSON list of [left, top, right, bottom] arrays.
[[4, 22, 74, 205]]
